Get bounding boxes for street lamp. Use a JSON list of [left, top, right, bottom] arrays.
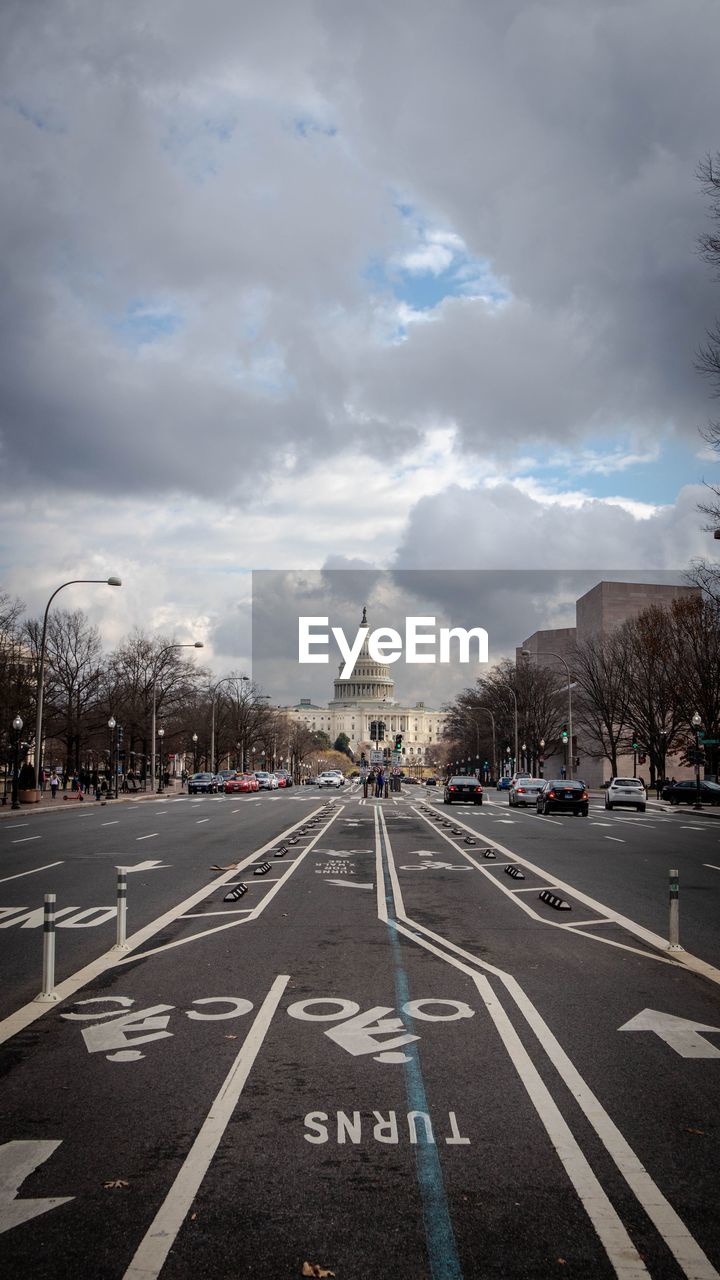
[[692, 711, 702, 809], [34, 577, 122, 790], [210, 674, 249, 775], [11, 715, 23, 810], [151, 641, 203, 788], [521, 742, 527, 772], [521, 649, 574, 780], [539, 738, 545, 779], [157, 727, 165, 794], [108, 716, 116, 799], [192, 732, 198, 772]]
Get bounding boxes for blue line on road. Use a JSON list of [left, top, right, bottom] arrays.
[[378, 820, 464, 1280]]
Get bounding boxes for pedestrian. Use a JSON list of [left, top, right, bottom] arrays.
[[655, 777, 663, 800], [375, 768, 385, 798], [50, 773, 59, 800]]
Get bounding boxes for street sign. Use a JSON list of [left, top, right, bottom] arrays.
[[370, 750, 383, 765], [391, 751, 402, 764]]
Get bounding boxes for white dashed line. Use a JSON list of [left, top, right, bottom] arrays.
[[137, 833, 158, 841], [12, 835, 41, 844], [196, 819, 210, 824], [102, 821, 119, 826], [605, 836, 625, 843]]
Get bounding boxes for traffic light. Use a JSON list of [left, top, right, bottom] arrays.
[[483, 760, 489, 768], [561, 724, 568, 745], [631, 732, 638, 751], [377, 721, 386, 741], [395, 733, 403, 750], [117, 724, 124, 745]]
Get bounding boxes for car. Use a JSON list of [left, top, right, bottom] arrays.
[[536, 779, 589, 816], [661, 778, 720, 806], [325, 769, 346, 786], [511, 772, 532, 785], [318, 771, 344, 787], [605, 777, 647, 812], [274, 769, 293, 788], [224, 773, 256, 794], [425, 777, 438, 786], [496, 777, 512, 791], [443, 776, 483, 805], [253, 771, 276, 790], [215, 769, 236, 786], [509, 778, 545, 807], [187, 772, 217, 794]]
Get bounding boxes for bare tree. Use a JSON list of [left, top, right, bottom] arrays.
[[573, 632, 633, 776], [25, 609, 104, 774]]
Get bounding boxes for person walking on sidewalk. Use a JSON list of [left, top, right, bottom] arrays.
[[50, 773, 59, 800]]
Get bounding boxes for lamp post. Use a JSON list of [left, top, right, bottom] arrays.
[[108, 717, 116, 799], [507, 686, 519, 773], [151, 641, 203, 790], [192, 732, 198, 773], [157, 727, 165, 794], [521, 742, 527, 773], [539, 738, 545, 779], [521, 649, 574, 780], [11, 715, 23, 810], [210, 674, 249, 775], [692, 711, 702, 810], [34, 577, 122, 790]]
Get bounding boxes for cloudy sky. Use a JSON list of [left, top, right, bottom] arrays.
[[2, 0, 720, 695]]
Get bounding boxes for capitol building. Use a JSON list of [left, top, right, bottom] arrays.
[[281, 608, 447, 765]]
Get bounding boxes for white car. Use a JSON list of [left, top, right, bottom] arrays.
[[605, 777, 647, 812], [317, 771, 343, 788], [508, 778, 545, 807], [253, 771, 278, 790]]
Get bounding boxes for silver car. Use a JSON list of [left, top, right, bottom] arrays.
[[508, 777, 545, 807]]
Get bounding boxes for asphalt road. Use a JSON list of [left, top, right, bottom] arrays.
[[1, 784, 719, 1279]]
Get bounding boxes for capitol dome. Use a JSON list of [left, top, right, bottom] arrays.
[[329, 606, 396, 706]]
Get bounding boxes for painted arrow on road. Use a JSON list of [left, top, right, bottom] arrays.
[[120, 861, 171, 874], [618, 1009, 720, 1058], [0, 1141, 73, 1234]]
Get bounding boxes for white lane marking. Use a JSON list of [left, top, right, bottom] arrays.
[[0, 861, 64, 885], [704, 864, 720, 872], [605, 837, 625, 844], [11, 837, 41, 844], [196, 819, 210, 824], [379, 811, 720, 1280], [136, 834, 158, 841], [122, 976, 290, 1280], [619, 1009, 720, 1059], [325, 879, 373, 890], [471, 972, 650, 1278], [0, 1140, 73, 1234], [0, 806, 327, 1047], [680, 826, 705, 831], [101, 821, 119, 826], [533, 815, 563, 825], [590, 822, 612, 827], [411, 805, 712, 975], [181, 909, 254, 917], [4, 824, 28, 829]]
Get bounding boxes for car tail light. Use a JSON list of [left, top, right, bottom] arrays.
[[475, 786, 482, 793], [517, 787, 525, 794], [548, 790, 556, 798], [450, 786, 456, 791], [581, 791, 588, 800]]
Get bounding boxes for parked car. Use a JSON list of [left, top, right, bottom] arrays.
[[496, 777, 512, 792], [509, 778, 545, 807], [605, 777, 647, 812], [444, 776, 483, 805], [275, 769, 293, 788], [224, 774, 257, 794], [253, 771, 277, 790], [187, 772, 218, 794], [215, 769, 236, 787], [536, 779, 589, 816], [661, 779, 720, 806]]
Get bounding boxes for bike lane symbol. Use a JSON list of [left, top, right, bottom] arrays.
[[287, 998, 474, 1064]]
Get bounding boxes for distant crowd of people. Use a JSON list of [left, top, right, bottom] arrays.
[[40, 766, 145, 799]]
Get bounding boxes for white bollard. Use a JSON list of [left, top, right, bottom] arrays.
[[668, 868, 683, 951], [113, 868, 128, 950], [35, 892, 58, 1002]]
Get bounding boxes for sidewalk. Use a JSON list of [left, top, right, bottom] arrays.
[[0, 784, 181, 820]]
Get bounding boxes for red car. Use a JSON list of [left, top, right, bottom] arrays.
[[224, 774, 258, 794]]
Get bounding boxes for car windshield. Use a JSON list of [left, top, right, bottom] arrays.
[[193, 773, 213, 780], [703, 780, 720, 790], [516, 780, 543, 788], [614, 778, 642, 787], [254, 772, 268, 778]]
